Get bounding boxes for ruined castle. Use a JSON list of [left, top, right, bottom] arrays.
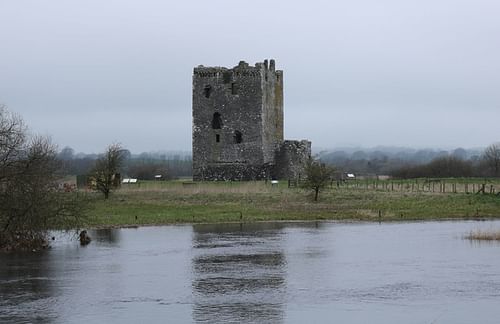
[[192, 59, 311, 181]]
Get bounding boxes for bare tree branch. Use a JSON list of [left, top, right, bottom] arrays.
[[483, 143, 500, 177], [302, 159, 335, 201], [91, 143, 125, 199], [0, 105, 88, 251]]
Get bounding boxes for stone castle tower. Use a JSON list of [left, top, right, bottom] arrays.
[[192, 59, 311, 181]]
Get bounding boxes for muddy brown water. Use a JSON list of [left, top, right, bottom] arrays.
[[1, 221, 500, 323]]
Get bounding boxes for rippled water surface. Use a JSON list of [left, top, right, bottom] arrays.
[[1, 221, 500, 323]]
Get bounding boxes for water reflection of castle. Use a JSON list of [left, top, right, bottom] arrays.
[[191, 223, 287, 324]]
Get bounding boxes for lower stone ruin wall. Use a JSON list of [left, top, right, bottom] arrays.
[[193, 140, 312, 181], [274, 140, 312, 180], [193, 164, 272, 181]]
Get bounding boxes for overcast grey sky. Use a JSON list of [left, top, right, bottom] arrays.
[[1, 0, 499, 153]]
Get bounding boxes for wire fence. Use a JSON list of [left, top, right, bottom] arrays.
[[288, 178, 500, 195]]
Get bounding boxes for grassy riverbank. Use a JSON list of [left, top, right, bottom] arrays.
[[84, 180, 500, 227]]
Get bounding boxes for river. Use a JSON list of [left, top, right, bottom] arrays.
[[1, 220, 500, 323]]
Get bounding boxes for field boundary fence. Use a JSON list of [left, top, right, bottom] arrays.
[[288, 178, 500, 195]]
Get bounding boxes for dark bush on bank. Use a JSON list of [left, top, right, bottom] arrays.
[[0, 106, 87, 251]]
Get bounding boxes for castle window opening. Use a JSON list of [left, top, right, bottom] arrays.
[[234, 130, 243, 144], [212, 112, 222, 129], [203, 85, 212, 98], [216, 134, 220, 142], [231, 83, 237, 95]]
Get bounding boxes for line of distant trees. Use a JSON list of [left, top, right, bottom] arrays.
[[390, 156, 475, 178], [318, 144, 500, 178], [390, 143, 500, 179], [57, 147, 192, 179]]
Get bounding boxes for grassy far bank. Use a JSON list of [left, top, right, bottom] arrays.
[[84, 180, 500, 228]]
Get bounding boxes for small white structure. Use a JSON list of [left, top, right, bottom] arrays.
[[271, 180, 279, 186], [122, 178, 138, 184]]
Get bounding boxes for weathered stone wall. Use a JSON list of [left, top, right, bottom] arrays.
[[194, 163, 272, 181], [192, 60, 284, 181], [192, 59, 310, 181], [274, 140, 312, 180], [261, 59, 284, 164]]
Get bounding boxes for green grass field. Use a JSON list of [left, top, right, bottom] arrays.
[[84, 180, 500, 228]]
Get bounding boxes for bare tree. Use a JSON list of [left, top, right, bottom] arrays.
[[0, 106, 87, 251], [92, 143, 125, 199], [483, 143, 500, 176], [0, 105, 25, 181], [302, 159, 335, 201]]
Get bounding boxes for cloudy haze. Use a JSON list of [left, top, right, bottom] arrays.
[[1, 0, 499, 153]]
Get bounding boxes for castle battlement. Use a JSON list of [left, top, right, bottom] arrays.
[[193, 60, 282, 80]]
